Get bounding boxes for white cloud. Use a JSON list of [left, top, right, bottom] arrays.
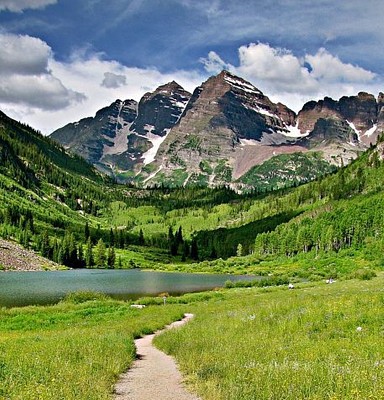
[[305, 48, 375, 83], [0, 74, 85, 110], [0, 33, 86, 111], [0, 33, 51, 74], [200, 51, 229, 74], [101, 72, 127, 89], [236, 43, 315, 91], [0, 0, 57, 12], [201, 42, 379, 112]]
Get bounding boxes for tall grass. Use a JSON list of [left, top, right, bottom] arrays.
[[0, 296, 185, 399], [155, 274, 384, 400]]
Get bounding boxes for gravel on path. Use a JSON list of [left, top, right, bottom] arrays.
[[114, 313, 201, 400]]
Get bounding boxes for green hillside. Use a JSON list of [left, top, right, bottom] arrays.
[[238, 151, 337, 191], [0, 112, 119, 268]]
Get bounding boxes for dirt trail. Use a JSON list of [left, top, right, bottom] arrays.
[[114, 313, 200, 400]]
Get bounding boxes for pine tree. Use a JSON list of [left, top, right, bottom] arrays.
[[138, 229, 145, 245], [190, 238, 199, 260], [107, 246, 116, 268], [78, 244, 85, 268], [85, 237, 93, 267], [236, 243, 243, 257], [109, 228, 115, 247], [84, 221, 90, 241], [181, 241, 189, 262], [40, 231, 50, 258], [95, 238, 106, 268], [176, 226, 183, 244]]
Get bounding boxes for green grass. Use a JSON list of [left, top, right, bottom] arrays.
[[115, 246, 172, 268], [155, 273, 384, 400], [1, 275, 383, 399], [0, 296, 185, 399]]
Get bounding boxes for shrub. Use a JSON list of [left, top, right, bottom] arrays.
[[350, 268, 377, 281], [61, 291, 110, 304]]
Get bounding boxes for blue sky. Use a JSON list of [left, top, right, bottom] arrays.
[[0, 0, 383, 133]]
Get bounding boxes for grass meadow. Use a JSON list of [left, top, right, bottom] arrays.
[[155, 273, 384, 400], [0, 275, 383, 399], [0, 293, 185, 400]]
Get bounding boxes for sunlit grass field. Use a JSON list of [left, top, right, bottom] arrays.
[[0, 275, 383, 399], [155, 273, 384, 400], [0, 293, 185, 400]]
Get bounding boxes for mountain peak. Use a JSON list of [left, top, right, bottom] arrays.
[[153, 80, 188, 96], [213, 70, 263, 96]]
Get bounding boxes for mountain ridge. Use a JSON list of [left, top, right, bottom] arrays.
[[50, 70, 384, 189]]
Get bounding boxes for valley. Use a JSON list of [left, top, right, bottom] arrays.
[[0, 71, 383, 400]]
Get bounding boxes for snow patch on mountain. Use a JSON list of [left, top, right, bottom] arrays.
[[242, 102, 275, 117], [364, 124, 377, 137], [279, 122, 308, 138], [224, 74, 262, 95], [346, 121, 361, 141], [140, 129, 171, 165]]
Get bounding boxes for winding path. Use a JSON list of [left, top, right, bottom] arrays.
[[114, 313, 200, 400]]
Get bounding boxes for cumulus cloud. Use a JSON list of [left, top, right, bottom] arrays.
[[305, 48, 375, 83], [236, 43, 315, 91], [0, 0, 57, 12], [201, 42, 379, 111], [200, 51, 230, 74], [0, 75, 86, 110], [0, 33, 51, 75], [101, 72, 127, 89], [0, 33, 86, 111]]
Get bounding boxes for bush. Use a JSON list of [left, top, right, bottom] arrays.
[[225, 275, 289, 289], [61, 291, 111, 304], [350, 268, 377, 281]]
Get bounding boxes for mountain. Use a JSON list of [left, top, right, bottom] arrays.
[[51, 81, 191, 180], [50, 71, 384, 189], [1, 105, 384, 273]]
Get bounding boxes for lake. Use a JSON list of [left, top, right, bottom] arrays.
[[0, 269, 256, 307]]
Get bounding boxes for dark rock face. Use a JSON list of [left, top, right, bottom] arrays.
[[131, 81, 191, 136], [50, 99, 138, 166], [306, 118, 358, 146], [375, 92, 384, 139], [50, 83, 191, 178], [298, 92, 380, 145]]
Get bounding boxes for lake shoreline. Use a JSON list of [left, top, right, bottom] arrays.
[[0, 269, 257, 308]]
